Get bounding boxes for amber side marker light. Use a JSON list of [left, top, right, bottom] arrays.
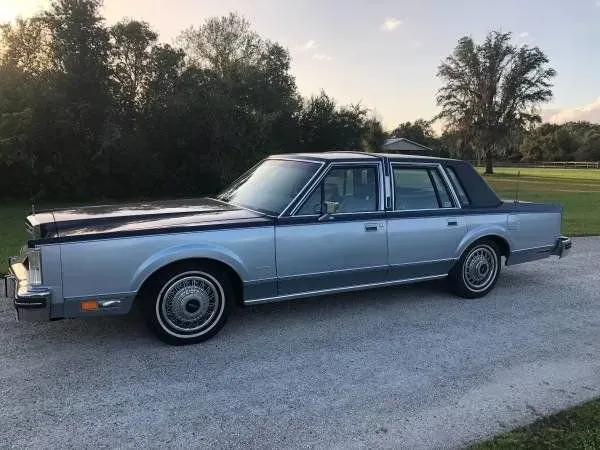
[[81, 300, 98, 311]]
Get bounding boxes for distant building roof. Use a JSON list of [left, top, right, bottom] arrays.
[[381, 138, 433, 153]]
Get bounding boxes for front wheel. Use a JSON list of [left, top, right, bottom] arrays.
[[447, 240, 501, 299], [141, 262, 233, 345]]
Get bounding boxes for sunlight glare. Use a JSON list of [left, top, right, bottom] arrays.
[[0, 0, 48, 23]]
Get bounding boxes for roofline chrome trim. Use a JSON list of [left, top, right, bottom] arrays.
[[323, 150, 380, 159], [267, 156, 326, 164]]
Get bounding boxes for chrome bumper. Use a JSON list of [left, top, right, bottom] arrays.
[[552, 236, 572, 259], [4, 257, 51, 321]]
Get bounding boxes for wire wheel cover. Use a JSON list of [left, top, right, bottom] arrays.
[[158, 272, 223, 334], [463, 245, 498, 292]]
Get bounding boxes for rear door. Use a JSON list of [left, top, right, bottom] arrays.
[[386, 163, 467, 280]]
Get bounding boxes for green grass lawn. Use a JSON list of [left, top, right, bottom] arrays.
[[480, 167, 600, 236], [471, 398, 600, 449], [0, 203, 30, 274]]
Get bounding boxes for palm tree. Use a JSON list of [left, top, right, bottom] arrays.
[[436, 31, 556, 174]]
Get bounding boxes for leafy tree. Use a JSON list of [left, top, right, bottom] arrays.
[[175, 13, 301, 185], [520, 122, 600, 162], [109, 20, 158, 118], [391, 119, 435, 144], [143, 44, 186, 111], [362, 117, 386, 152], [297, 91, 368, 152], [178, 13, 262, 75], [0, 17, 58, 198], [43, 0, 111, 99], [436, 31, 556, 173], [0, 17, 52, 75], [440, 128, 475, 160], [578, 129, 600, 161], [40, 0, 112, 198]]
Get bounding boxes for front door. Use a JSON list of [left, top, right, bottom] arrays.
[[275, 163, 388, 296], [386, 164, 467, 280]]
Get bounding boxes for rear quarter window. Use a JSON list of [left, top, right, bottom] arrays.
[[445, 166, 471, 206]]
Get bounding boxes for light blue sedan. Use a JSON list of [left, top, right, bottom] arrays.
[[5, 152, 571, 345]]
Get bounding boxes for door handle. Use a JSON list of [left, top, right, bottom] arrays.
[[364, 223, 378, 232], [447, 219, 458, 227]]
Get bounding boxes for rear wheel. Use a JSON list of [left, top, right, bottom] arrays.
[[141, 262, 233, 345], [448, 239, 501, 299]]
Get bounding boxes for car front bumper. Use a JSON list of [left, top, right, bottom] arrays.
[[4, 257, 51, 321], [552, 236, 572, 259]]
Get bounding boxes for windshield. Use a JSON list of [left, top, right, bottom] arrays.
[[217, 159, 321, 215]]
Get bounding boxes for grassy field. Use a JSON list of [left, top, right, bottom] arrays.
[[480, 167, 600, 236], [471, 398, 600, 449], [1, 166, 599, 274], [0, 203, 30, 274]]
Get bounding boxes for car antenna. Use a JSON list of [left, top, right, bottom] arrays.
[[514, 170, 521, 205]]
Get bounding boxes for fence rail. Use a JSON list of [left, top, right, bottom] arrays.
[[468, 161, 600, 169]]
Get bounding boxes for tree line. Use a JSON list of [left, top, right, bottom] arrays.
[[0, 0, 597, 202], [0, 1, 385, 201], [390, 119, 600, 165]]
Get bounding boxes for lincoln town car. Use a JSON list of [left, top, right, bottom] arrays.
[[5, 152, 572, 345]]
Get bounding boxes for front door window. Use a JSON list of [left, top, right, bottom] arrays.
[[297, 166, 379, 215]]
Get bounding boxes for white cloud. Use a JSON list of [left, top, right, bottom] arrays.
[[409, 39, 424, 49], [546, 97, 600, 123], [301, 39, 317, 51], [380, 17, 402, 31], [299, 41, 331, 61], [313, 53, 332, 61], [596, 0, 600, 7], [518, 31, 529, 38]]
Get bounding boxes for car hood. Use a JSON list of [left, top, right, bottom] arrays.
[[27, 198, 270, 240]]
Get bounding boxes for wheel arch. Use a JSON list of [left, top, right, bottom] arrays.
[[132, 246, 246, 306], [486, 235, 510, 259], [456, 227, 512, 261]]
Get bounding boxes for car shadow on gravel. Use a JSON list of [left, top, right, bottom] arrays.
[[2, 268, 542, 349], [2, 279, 451, 348]]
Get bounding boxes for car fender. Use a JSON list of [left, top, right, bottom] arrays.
[[130, 243, 248, 292], [455, 224, 514, 259]]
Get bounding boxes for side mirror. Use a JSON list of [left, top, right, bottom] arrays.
[[318, 201, 339, 221], [324, 201, 339, 214]]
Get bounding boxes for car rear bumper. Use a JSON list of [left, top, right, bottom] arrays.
[[4, 257, 51, 321], [551, 236, 572, 259]]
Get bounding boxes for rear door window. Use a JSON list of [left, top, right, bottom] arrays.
[[392, 166, 455, 210]]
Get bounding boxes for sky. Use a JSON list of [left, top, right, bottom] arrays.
[[2, 0, 600, 131]]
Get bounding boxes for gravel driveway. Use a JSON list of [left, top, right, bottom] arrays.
[[1, 237, 599, 449]]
